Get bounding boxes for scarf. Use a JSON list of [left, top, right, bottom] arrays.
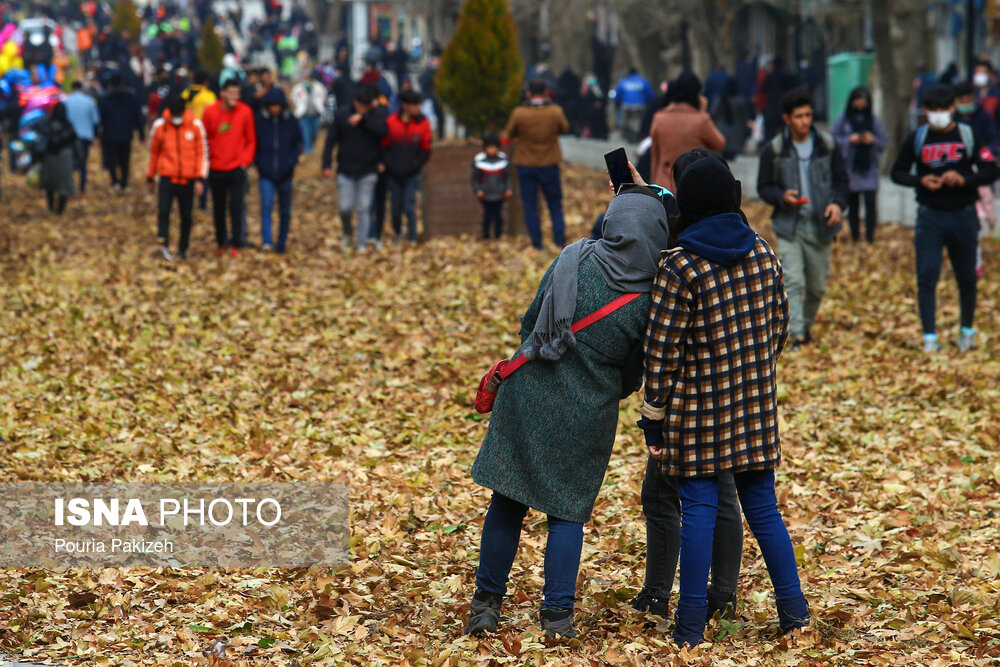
[[525, 189, 670, 361], [846, 108, 874, 173]]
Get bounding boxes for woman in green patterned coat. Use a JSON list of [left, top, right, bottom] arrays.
[[464, 178, 671, 639]]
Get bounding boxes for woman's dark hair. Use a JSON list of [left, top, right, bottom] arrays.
[[781, 86, 813, 115], [922, 83, 956, 109], [669, 70, 702, 108], [846, 86, 871, 110]]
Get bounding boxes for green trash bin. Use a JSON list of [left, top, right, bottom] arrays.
[[827, 52, 875, 122]]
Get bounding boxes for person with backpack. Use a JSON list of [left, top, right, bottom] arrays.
[[464, 175, 671, 640], [831, 86, 888, 244], [146, 96, 208, 261], [641, 154, 809, 649], [254, 88, 303, 253], [890, 83, 998, 353], [757, 86, 849, 350]]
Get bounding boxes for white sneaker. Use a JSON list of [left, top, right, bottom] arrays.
[[922, 334, 941, 354], [161, 245, 173, 262], [374, 239, 384, 252], [355, 244, 368, 254], [958, 328, 976, 353], [261, 243, 274, 252], [340, 237, 352, 251]]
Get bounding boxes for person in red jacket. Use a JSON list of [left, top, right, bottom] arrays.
[[202, 78, 257, 257], [146, 96, 208, 261], [378, 89, 432, 244]]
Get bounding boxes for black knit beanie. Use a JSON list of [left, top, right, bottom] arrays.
[[675, 157, 738, 228]]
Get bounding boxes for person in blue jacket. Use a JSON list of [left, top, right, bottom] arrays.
[[614, 68, 654, 142], [254, 88, 304, 253]]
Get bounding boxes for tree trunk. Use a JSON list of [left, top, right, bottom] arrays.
[[872, 0, 902, 169], [304, 0, 343, 59]]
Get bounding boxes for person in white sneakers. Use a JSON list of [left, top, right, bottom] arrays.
[[290, 70, 328, 155]]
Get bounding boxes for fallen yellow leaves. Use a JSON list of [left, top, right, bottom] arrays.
[[0, 156, 999, 664]]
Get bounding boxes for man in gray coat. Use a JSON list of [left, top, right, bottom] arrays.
[[757, 86, 849, 349]]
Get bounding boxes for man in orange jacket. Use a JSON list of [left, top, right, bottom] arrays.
[[202, 78, 257, 257], [147, 96, 209, 261]]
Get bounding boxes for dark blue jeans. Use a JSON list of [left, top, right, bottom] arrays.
[[475, 492, 583, 610], [482, 200, 503, 239], [914, 205, 978, 333], [76, 138, 91, 193], [389, 173, 420, 242], [260, 176, 293, 251], [517, 165, 566, 249], [675, 469, 808, 647]]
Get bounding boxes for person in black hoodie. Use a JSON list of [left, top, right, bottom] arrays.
[[97, 73, 145, 192], [255, 88, 303, 253], [322, 86, 389, 252]]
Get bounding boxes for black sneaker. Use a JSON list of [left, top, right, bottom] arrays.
[[463, 589, 503, 636], [540, 607, 579, 638], [631, 588, 670, 619]]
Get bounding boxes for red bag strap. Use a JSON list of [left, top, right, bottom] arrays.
[[498, 292, 642, 380]]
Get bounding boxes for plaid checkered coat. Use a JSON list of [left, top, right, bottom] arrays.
[[641, 228, 789, 478]]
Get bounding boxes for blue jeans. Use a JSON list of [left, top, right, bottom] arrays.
[[675, 469, 808, 647], [517, 165, 566, 249], [388, 173, 421, 242], [914, 205, 978, 333], [299, 115, 319, 154], [475, 492, 583, 610], [482, 200, 504, 239], [260, 176, 293, 251]]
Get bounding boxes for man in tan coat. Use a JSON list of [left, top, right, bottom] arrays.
[[649, 72, 726, 193], [504, 78, 570, 249]]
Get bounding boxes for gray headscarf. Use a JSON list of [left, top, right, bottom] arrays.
[[525, 190, 670, 361]]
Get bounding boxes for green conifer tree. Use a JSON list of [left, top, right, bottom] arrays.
[[110, 0, 142, 45], [197, 19, 225, 77], [436, 0, 523, 136]]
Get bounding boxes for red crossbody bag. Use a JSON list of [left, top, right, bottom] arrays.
[[474, 292, 642, 414]]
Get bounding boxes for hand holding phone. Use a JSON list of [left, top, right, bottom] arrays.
[[605, 147, 633, 193]]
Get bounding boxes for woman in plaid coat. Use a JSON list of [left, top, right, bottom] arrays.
[[639, 156, 810, 647]]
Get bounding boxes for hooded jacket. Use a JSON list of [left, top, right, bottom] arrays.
[[642, 211, 789, 478], [146, 108, 208, 184], [254, 88, 304, 182]]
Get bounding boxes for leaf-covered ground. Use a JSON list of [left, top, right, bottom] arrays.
[[1, 155, 999, 666]]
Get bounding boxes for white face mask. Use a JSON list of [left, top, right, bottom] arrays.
[[927, 110, 952, 130], [171, 116, 183, 126], [973, 72, 991, 88]]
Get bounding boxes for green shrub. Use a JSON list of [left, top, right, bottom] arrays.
[[436, 0, 523, 136], [197, 19, 225, 77]]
